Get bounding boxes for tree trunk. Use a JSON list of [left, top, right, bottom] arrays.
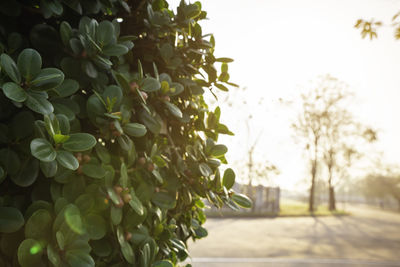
[[329, 186, 336, 211], [309, 138, 318, 212], [309, 159, 316, 212]]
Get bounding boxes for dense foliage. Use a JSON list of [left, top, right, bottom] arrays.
[[0, 1, 251, 266]]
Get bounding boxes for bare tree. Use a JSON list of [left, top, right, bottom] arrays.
[[292, 78, 327, 212], [292, 75, 376, 211]]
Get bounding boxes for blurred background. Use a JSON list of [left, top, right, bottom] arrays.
[[171, 0, 400, 266]]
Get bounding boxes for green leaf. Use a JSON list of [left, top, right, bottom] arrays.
[[151, 192, 176, 210], [25, 209, 52, 243], [82, 60, 97, 78], [129, 193, 144, 216], [53, 134, 70, 144], [60, 21, 72, 46], [0, 53, 21, 83], [17, 239, 43, 267], [199, 163, 212, 177], [120, 162, 128, 187], [168, 82, 184, 96], [194, 226, 208, 238], [17, 48, 42, 81], [215, 57, 234, 63], [117, 134, 133, 151], [62, 133, 96, 152], [25, 91, 54, 115], [140, 243, 150, 267], [139, 110, 161, 135], [152, 260, 174, 267], [44, 113, 60, 137], [210, 144, 228, 157], [66, 250, 95, 267], [215, 83, 229, 92], [53, 79, 79, 97], [141, 77, 161, 92], [84, 214, 106, 240], [222, 168, 235, 189], [160, 43, 173, 61], [96, 21, 115, 46], [95, 144, 110, 164], [102, 44, 128, 56], [31, 68, 64, 91], [123, 123, 147, 137], [111, 205, 122, 225], [11, 157, 39, 187], [47, 244, 62, 266], [30, 138, 56, 162], [40, 160, 58, 178], [56, 114, 70, 134], [82, 164, 106, 179], [103, 85, 123, 108], [56, 150, 79, 170], [64, 204, 85, 235], [0, 207, 24, 233], [232, 193, 252, 209], [164, 101, 182, 118], [2, 82, 27, 102]]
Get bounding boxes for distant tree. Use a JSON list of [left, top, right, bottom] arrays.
[[362, 174, 400, 211], [293, 75, 376, 211], [292, 77, 327, 212]]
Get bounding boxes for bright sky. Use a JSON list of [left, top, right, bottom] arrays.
[[169, 0, 400, 190]]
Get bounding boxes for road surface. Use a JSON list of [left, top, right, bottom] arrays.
[[185, 205, 400, 267]]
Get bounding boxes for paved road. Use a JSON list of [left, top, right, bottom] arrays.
[[185, 205, 400, 267]]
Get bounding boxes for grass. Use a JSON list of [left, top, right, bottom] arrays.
[[279, 199, 349, 217], [206, 199, 350, 218]]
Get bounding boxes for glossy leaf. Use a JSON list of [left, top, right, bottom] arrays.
[[210, 144, 228, 157], [25, 91, 54, 115], [17, 48, 42, 81], [153, 260, 174, 267], [2, 82, 27, 102], [141, 77, 161, 92], [96, 20, 115, 46], [0, 53, 21, 83], [222, 168, 235, 189], [123, 123, 147, 137], [56, 150, 79, 170], [31, 68, 64, 91], [62, 133, 96, 152], [232, 193, 252, 209], [53, 78, 79, 97], [30, 138, 56, 162], [102, 44, 128, 56], [164, 101, 182, 118], [82, 164, 106, 179], [66, 250, 95, 267]]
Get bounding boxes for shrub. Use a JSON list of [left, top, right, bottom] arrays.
[[0, 0, 251, 266]]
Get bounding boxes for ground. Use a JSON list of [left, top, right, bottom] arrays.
[[185, 205, 400, 267]]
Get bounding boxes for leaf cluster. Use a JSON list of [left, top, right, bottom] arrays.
[[0, 1, 251, 267]]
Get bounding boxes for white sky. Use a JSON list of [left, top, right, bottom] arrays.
[[169, 0, 400, 190]]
